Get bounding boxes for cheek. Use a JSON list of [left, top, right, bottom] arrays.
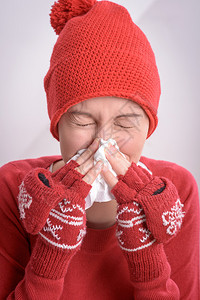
[[114, 130, 147, 163], [59, 128, 94, 162]]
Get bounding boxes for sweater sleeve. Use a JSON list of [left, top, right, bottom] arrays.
[[131, 158, 200, 299], [7, 264, 64, 300], [131, 262, 180, 299], [0, 162, 65, 299], [163, 164, 199, 299]]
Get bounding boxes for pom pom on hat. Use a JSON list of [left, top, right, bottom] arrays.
[[50, 0, 97, 35]]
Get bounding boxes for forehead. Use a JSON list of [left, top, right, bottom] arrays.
[[68, 96, 143, 113]]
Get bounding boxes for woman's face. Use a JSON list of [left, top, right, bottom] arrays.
[[58, 96, 149, 163]]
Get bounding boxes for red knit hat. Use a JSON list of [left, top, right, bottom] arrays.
[[44, 0, 161, 140]]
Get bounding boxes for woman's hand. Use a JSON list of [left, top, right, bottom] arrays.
[[74, 138, 105, 184], [17, 138, 106, 279], [101, 143, 131, 188], [18, 138, 104, 235], [101, 143, 185, 244], [99, 144, 173, 283]]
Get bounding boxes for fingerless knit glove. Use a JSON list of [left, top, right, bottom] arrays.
[[18, 160, 82, 234], [115, 162, 185, 243], [115, 195, 168, 282], [18, 160, 92, 279]]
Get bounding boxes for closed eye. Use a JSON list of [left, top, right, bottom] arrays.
[[75, 123, 95, 127], [114, 123, 134, 129], [75, 123, 136, 128]]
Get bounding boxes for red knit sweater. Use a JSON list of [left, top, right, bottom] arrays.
[[0, 156, 199, 299]]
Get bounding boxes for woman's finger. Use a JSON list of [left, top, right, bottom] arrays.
[[82, 161, 104, 185], [101, 165, 118, 189], [76, 138, 100, 165], [104, 145, 131, 176], [75, 155, 94, 175]]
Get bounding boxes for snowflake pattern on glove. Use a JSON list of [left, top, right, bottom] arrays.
[[162, 199, 185, 235], [18, 182, 32, 219], [43, 218, 63, 241], [39, 197, 86, 250], [116, 201, 156, 252]]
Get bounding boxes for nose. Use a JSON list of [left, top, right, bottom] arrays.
[[95, 122, 114, 141]]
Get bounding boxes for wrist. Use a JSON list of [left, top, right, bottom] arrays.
[[123, 243, 168, 282], [31, 236, 77, 280]]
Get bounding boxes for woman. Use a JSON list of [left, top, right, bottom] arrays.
[[0, 0, 199, 299]]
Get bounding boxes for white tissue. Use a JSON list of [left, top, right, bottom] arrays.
[[67, 138, 125, 210]]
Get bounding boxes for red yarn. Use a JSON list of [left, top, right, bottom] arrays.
[[50, 0, 97, 35], [45, 1, 161, 140]]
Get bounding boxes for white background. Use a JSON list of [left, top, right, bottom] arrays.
[[0, 0, 199, 191]]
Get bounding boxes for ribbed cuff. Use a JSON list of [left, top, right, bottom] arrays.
[[111, 180, 137, 204], [123, 244, 168, 282], [121, 162, 152, 192], [71, 178, 92, 200], [52, 160, 83, 187], [31, 237, 75, 280]]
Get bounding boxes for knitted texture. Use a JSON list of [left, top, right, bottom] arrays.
[[45, 0, 161, 140], [124, 244, 169, 283], [112, 167, 184, 282], [113, 163, 185, 243], [31, 179, 90, 279], [50, 0, 97, 35], [18, 160, 82, 234], [113, 188, 167, 282], [1, 156, 198, 298], [17, 159, 92, 279]]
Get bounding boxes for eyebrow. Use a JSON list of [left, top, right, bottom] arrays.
[[68, 111, 141, 118]]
